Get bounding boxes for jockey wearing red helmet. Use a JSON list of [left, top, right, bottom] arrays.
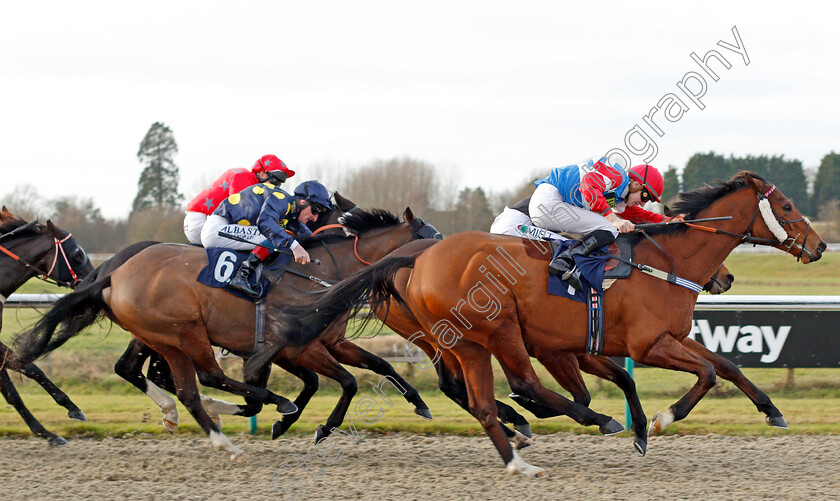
[[183, 154, 295, 244]]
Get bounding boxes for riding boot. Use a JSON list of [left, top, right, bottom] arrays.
[[548, 229, 616, 291], [228, 252, 265, 298]]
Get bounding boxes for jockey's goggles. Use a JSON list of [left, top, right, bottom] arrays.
[[266, 171, 288, 185], [310, 202, 330, 215], [640, 188, 653, 203]]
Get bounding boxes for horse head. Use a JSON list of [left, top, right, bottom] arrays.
[[403, 207, 443, 240], [0, 215, 94, 289], [739, 172, 826, 263]]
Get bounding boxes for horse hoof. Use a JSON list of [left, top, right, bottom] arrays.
[[599, 418, 624, 435], [272, 420, 291, 440], [649, 413, 664, 435], [534, 469, 548, 478], [414, 407, 433, 420], [276, 401, 298, 415], [634, 438, 647, 456], [515, 423, 532, 439], [766, 415, 789, 430], [512, 431, 536, 450], [162, 419, 178, 433], [67, 409, 87, 422], [231, 450, 250, 461], [314, 425, 329, 443], [49, 436, 69, 447]]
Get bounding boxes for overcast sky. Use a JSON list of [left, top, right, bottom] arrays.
[[2, 1, 837, 219]]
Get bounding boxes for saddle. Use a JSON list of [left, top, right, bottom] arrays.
[[546, 234, 635, 356], [547, 234, 634, 282]]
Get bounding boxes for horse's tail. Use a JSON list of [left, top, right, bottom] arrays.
[[244, 254, 419, 380], [13, 276, 112, 366]]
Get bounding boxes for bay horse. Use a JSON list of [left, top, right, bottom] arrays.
[[15, 206, 439, 459], [368, 243, 735, 453], [0, 207, 93, 445], [88, 194, 436, 436], [267, 172, 824, 476]]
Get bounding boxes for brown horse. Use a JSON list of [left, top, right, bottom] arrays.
[[371, 242, 736, 453], [15, 207, 439, 459], [274, 172, 825, 476], [0, 207, 93, 445]]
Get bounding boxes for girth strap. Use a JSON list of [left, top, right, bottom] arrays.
[[254, 300, 266, 352]]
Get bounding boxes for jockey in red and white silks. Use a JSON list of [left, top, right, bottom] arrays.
[[183, 154, 295, 244]]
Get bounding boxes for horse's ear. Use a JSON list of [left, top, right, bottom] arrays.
[[46, 220, 59, 237], [403, 207, 415, 222], [333, 192, 357, 212], [741, 171, 766, 194], [1, 206, 13, 221]]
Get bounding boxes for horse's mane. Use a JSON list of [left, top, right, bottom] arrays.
[[297, 208, 401, 248], [0, 218, 34, 235], [627, 171, 763, 241]]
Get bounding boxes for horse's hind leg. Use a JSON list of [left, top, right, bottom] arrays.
[[487, 322, 623, 435], [177, 334, 297, 415], [115, 338, 180, 432], [0, 368, 67, 446], [328, 337, 432, 420], [576, 354, 648, 455], [681, 337, 786, 429], [158, 348, 246, 460], [269, 359, 319, 439], [451, 341, 545, 477], [12, 362, 86, 422]]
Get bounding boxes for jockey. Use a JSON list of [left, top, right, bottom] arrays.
[[528, 158, 666, 291], [183, 154, 295, 244], [200, 180, 332, 298]]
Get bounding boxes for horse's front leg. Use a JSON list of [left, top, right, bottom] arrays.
[[269, 359, 319, 439], [681, 337, 787, 429], [327, 337, 432, 420], [632, 333, 717, 434], [0, 368, 68, 446]]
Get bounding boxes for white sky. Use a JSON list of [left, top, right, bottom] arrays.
[[2, 1, 838, 219]]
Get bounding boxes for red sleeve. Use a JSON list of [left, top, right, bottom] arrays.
[[620, 205, 666, 223], [227, 170, 258, 194], [579, 161, 624, 216]]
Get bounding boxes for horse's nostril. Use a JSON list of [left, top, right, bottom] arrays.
[[726, 274, 734, 283]]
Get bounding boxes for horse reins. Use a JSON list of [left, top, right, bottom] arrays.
[[312, 223, 373, 266], [681, 184, 812, 260], [627, 182, 813, 293], [0, 221, 81, 288]]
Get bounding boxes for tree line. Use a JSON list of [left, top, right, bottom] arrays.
[[4, 122, 839, 252]]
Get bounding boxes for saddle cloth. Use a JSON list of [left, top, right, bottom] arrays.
[[546, 235, 634, 303], [196, 248, 291, 302]]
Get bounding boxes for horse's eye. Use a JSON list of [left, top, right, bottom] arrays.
[[782, 204, 792, 212], [75, 249, 86, 262]]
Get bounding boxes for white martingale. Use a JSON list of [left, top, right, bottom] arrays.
[[758, 198, 789, 243]]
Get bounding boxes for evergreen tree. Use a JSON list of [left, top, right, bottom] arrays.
[[813, 152, 840, 212], [454, 187, 494, 232], [132, 122, 183, 213], [662, 165, 681, 204], [682, 151, 729, 191]]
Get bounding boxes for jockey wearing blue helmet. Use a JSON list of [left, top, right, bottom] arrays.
[[294, 180, 332, 216]]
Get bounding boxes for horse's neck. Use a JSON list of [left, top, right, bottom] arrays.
[[0, 242, 43, 297], [647, 194, 754, 286]]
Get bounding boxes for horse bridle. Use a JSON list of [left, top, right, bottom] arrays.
[[684, 184, 813, 261], [0, 220, 83, 287]]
